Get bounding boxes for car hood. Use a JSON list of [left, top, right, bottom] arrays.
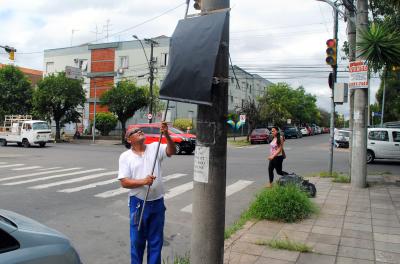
[[180, 133, 196, 139]]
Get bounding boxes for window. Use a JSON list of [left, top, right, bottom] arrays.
[[79, 60, 88, 71], [119, 56, 129, 69], [161, 53, 169, 67], [393, 131, 400, 142], [139, 127, 152, 134], [368, 130, 389, 141], [0, 228, 20, 254], [46, 62, 54, 73], [230, 96, 233, 103], [151, 127, 160, 134]]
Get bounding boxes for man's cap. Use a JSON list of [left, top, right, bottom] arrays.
[[125, 128, 141, 139]]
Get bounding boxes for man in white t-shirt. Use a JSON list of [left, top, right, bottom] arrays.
[[118, 122, 175, 264]]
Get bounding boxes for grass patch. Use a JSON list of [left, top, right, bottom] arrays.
[[163, 253, 190, 264], [256, 238, 312, 253], [332, 175, 351, 183], [224, 210, 251, 239], [247, 184, 318, 223], [227, 139, 250, 147], [368, 171, 392, 175]]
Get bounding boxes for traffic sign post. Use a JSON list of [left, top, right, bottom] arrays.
[[147, 113, 153, 120], [349, 61, 368, 89], [239, 114, 246, 123]]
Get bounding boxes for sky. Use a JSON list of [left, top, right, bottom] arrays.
[[0, 0, 381, 117]]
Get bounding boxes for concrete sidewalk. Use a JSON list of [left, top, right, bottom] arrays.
[[224, 177, 400, 264]]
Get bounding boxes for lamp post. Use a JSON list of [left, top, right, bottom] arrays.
[[133, 35, 158, 123]]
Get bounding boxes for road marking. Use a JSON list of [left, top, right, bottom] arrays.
[[94, 173, 188, 198], [0, 164, 24, 168], [59, 179, 118, 193], [0, 168, 82, 182], [0, 162, 8, 165], [12, 166, 42, 171], [30, 171, 118, 189], [164, 182, 193, 200], [3, 169, 105, 186], [38, 167, 62, 171], [181, 180, 254, 213]]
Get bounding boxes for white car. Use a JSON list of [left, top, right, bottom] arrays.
[[367, 128, 400, 163], [300, 127, 308, 136]]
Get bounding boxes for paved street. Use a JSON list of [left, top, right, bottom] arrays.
[[0, 134, 398, 263]]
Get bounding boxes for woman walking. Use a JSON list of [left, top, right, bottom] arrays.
[[267, 127, 285, 187]]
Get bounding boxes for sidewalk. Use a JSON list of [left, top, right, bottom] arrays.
[[224, 176, 400, 264]]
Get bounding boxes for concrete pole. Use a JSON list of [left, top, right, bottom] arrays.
[[346, 0, 356, 177], [149, 41, 155, 123], [92, 80, 97, 143], [328, 8, 338, 176], [351, 0, 368, 188], [380, 75, 386, 127], [190, 0, 229, 263]]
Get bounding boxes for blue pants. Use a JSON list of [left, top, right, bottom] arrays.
[[129, 196, 165, 264]]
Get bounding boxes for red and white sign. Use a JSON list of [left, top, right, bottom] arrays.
[[147, 113, 153, 120], [240, 114, 246, 122], [349, 61, 368, 89]]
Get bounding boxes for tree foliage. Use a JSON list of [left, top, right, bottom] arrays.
[[238, 99, 261, 141], [100, 80, 149, 142], [32, 72, 85, 141], [0, 65, 33, 121], [375, 78, 400, 122], [95, 112, 118, 136], [173, 118, 193, 132]]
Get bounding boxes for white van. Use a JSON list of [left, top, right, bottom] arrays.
[[367, 128, 400, 163]]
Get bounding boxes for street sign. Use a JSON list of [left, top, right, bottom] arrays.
[[147, 113, 153, 120], [372, 112, 381, 117], [239, 114, 246, 123], [349, 61, 368, 89], [287, 119, 291, 124], [65, 66, 82, 80]]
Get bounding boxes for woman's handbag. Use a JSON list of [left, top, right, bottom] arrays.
[[282, 148, 286, 159]]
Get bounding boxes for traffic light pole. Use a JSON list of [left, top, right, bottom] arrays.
[[190, 0, 229, 263], [145, 38, 158, 123], [328, 7, 338, 176]]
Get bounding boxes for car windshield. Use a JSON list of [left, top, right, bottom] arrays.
[[32, 122, 49, 130], [338, 131, 350, 137], [169, 127, 184, 134], [253, 129, 266, 134], [286, 128, 296, 131]]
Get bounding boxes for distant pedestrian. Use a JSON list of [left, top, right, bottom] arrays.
[[118, 122, 175, 264], [267, 126, 285, 187]]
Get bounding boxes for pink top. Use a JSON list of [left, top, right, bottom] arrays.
[[270, 137, 282, 156]]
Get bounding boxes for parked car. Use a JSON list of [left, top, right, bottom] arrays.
[[306, 126, 313, 136], [315, 126, 322, 134], [300, 127, 309, 136], [284, 127, 301, 139], [322, 127, 330, 134], [0, 209, 81, 264], [250, 128, 271, 144], [367, 128, 400, 163], [334, 129, 351, 148], [127, 123, 196, 154]]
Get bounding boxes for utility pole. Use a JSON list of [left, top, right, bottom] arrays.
[[190, 0, 229, 263], [351, 0, 369, 188], [145, 38, 158, 123], [346, 0, 356, 177]]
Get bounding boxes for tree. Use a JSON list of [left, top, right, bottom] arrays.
[[95, 112, 118, 136], [375, 78, 400, 122], [238, 99, 261, 141], [32, 72, 85, 141], [100, 80, 149, 143], [0, 65, 33, 121]]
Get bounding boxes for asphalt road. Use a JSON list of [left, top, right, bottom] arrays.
[[0, 134, 398, 263]]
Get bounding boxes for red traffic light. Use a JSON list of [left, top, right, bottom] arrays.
[[326, 39, 336, 47]]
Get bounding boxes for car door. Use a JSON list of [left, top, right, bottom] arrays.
[[368, 130, 391, 158], [390, 130, 400, 159]]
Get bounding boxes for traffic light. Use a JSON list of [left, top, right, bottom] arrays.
[[325, 39, 337, 66], [194, 0, 201, 10], [4, 46, 16, 61]]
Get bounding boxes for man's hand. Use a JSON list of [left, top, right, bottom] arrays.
[[143, 175, 156, 186], [161, 122, 169, 136]]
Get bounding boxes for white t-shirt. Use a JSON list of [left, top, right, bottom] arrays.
[[118, 142, 168, 201]]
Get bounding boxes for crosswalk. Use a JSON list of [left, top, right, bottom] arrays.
[[0, 162, 254, 213]]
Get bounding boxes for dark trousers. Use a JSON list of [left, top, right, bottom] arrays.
[[268, 156, 284, 183], [129, 196, 165, 264]]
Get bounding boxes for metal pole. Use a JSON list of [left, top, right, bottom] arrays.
[[149, 41, 155, 123], [92, 80, 97, 143], [191, 0, 229, 263], [328, 6, 338, 176], [380, 74, 386, 127], [351, 0, 368, 188]]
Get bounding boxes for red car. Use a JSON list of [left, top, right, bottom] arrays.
[[127, 123, 196, 154], [250, 128, 271, 144]]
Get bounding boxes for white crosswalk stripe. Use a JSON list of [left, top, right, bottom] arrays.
[[30, 171, 118, 190], [3, 168, 105, 186], [12, 166, 42, 171], [38, 167, 62, 171], [0, 168, 81, 183], [0, 164, 24, 168], [94, 173, 188, 198], [58, 179, 118, 193], [0, 162, 8, 165], [164, 182, 193, 200], [181, 180, 254, 213]]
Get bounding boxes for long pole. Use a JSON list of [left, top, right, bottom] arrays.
[[190, 0, 229, 263], [92, 80, 97, 143], [351, 0, 368, 188], [328, 6, 338, 176], [380, 73, 386, 127], [149, 41, 155, 123]]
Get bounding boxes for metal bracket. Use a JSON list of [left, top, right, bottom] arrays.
[[186, 7, 231, 18], [212, 77, 228, 85]]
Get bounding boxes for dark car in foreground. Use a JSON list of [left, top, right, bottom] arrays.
[[284, 127, 302, 139], [250, 128, 271, 144], [0, 209, 81, 264]]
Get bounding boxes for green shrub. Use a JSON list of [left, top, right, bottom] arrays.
[[95, 112, 118, 136], [332, 175, 350, 183], [173, 119, 192, 132], [256, 238, 312, 252], [248, 184, 317, 223], [163, 253, 190, 264]]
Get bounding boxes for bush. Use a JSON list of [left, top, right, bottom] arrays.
[[95, 112, 118, 136], [248, 184, 317, 223], [173, 118, 192, 132]]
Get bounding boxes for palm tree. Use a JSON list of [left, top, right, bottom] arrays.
[[357, 22, 400, 125]]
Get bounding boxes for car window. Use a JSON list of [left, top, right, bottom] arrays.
[[169, 127, 184, 134], [139, 127, 152, 134], [393, 131, 400, 142], [151, 127, 160, 134], [0, 228, 20, 254], [32, 122, 49, 130], [368, 131, 389, 141]]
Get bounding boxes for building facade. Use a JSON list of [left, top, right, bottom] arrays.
[[44, 36, 271, 133]]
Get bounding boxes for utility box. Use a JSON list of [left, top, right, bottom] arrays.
[[334, 83, 348, 104]]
